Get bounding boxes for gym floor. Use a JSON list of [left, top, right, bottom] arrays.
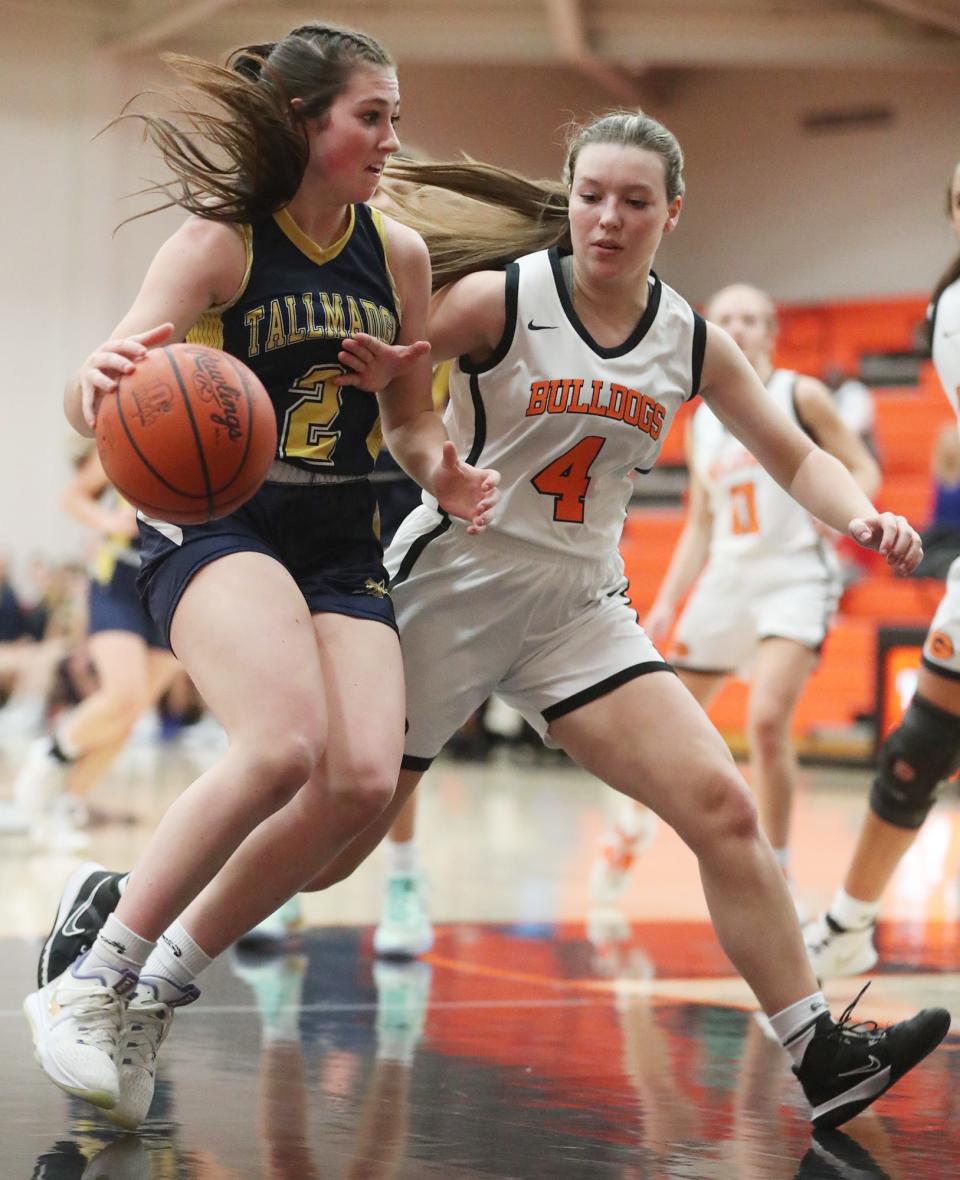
[[1, 737, 958, 1178]]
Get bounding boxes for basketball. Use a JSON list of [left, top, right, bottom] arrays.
[[96, 343, 277, 524]]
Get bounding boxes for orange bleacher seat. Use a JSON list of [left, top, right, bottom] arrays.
[[872, 388, 952, 477], [840, 576, 942, 624]]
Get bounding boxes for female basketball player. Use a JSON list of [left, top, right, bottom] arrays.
[[24, 22, 498, 1125], [590, 282, 880, 910], [36, 112, 948, 1133], [300, 114, 946, 1130], [12, 445, 179, 849], [805, 157, 960, 977]]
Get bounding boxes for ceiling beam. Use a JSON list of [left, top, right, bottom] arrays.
[[867, 0, 960, 37], [544, 0, 646, 105], [103, 0, 246, 53]]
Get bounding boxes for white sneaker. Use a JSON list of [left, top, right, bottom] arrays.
[[108, 973, 200, 1130], [804, 912, 878, 979], [373, 871, 434, 959], [236, 894, 304, 950], [13, 736, 70, 817], [589, 808, 658, 907], [22, 955, 137, 1109]]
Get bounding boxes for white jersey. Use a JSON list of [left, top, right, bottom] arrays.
[[423, 247, 705, 559], [931, 277, 960, 428], [691, 369, 822, 561]]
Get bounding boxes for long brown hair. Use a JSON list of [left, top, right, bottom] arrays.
[[115, 23, 392, 223], [932, 160, 960, 309], [384, 109, 685, 289]]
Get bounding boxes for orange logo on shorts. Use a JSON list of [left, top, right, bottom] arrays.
[[929, 630, 955, 661], [672, 641, 689, 660]]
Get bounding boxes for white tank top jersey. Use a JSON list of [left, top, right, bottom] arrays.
[[931, 278, 960, 428], [423, 247, 706, 559], [691, 368, 822, 561]]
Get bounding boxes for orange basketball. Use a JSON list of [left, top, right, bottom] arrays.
[[96, 344, 277, 524]]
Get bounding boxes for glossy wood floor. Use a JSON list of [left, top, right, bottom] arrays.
[[1, 726, 958, 1179]]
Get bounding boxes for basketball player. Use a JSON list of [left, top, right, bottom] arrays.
[[37, 112, 947, 1132], [11, 444, 179, 849], [297, 114, 946, 1130], [805, 158, 960, 977], [590, 282, 879, 910], [24, 21, 498, 1127]]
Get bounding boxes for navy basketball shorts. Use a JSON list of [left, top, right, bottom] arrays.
[[136, 478, 396, 648], [88, 560, 166, 650]]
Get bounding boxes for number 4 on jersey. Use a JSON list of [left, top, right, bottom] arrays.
[[531, 436, 606, 523]]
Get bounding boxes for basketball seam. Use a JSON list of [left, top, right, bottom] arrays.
[[113, 388, 210, 502], [166, 346, 214, 518]]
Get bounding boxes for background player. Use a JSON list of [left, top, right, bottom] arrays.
[[24, 20, 498, 1127], [11, 443, 179, 849], [591, 282, 879, 911], [805, 158, 960, 977]]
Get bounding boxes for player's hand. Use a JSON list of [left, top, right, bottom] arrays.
[[643, 600, 675, 648], [432, 441, 500, 534], [849, 513, 923, 576], [80, 323, 174, 429], [334, 332, 430, 392]]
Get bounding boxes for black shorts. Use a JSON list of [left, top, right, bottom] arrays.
[[136, 478, 396, 649], [88, 561, 166, 650]]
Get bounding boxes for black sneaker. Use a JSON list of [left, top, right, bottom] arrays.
[[38, 860, 124, 987], [793, 983, 951, 1129]]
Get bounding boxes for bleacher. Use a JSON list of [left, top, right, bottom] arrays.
[[622, 294, 952, 762]]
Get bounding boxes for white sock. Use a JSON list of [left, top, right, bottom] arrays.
[[769, 992, 830, 1066], [140, 919, 213, 999], [82, 914, 154, 980], [387, 839, 419, 876], [829, 888, 880, 931]]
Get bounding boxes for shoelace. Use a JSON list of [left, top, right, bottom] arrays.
[[828, 982, 882, 1044], [66, 988, 124, 1053], [122, 1003, 170, 1071]]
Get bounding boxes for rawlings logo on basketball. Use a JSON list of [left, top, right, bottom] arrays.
[[929, 630, 955, 661], [131, 381, 174, 427], [192, 351, 244, 443]]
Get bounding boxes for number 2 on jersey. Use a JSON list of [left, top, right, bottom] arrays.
[[531, 436, 605, 523], [730, 480, 760, 534], [280, 364, 343, 466]]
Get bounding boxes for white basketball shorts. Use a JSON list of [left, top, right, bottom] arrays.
[[385, 507, 670, 765], [671, 549, 842, 676], [923, 554, 960, 679]]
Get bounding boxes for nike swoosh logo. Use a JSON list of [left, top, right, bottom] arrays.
[[527, 320, 557, 331], [837, 1054, 882, 1077], [61, 876, 110, 938]]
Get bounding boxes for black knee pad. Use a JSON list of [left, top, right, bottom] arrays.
[[870, 694, 960, 830]]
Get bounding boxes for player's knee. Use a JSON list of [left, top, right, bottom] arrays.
[[247, 729, 324, 804], [328, 760, 397, 825], [696, 765, 760, 849], [747, 705, 789, 761], [870, 694, 960, 830]]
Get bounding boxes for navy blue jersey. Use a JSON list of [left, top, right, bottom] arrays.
[[188, 204, 399, 476]]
